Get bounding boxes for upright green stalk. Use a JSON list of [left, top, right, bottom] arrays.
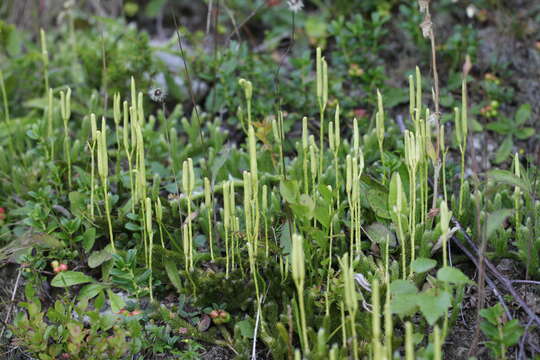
[[440, 201, 452, 267], [97, 121, 115, 252], [329, 105, 341, 204], [340, 254, 358, 360], [415, 67, 422, 127], [316, 47, 328, 179], [145, 197, 154, 302], [302, 116, 309, 193], [433, 325, 442, 360], [182, 158, 195, 271], [0, 70, 10, 124], [244, 171, 261, 314], [371, 279, 382, 359], [238, 78, 253, 132], [392, 173, 407, 278], [47, 89, 54, 158], [346, 151, 364, 259], [0, 69, 16, 155], [405, 322, 414, 360], [456, 79, 468, 216], [272, 111, 285, 177], [113, 93, 122, 180], [40, 29, 49, 96], [404, 130, 420, 274], [60, 88, 72, 189], [223, 181, 231, 278], [376, 90, 386, 183], [89, 114, 98, 220], [156, 197, 165, 248], [123, 101, 135, 213], [262, 184, 269, 258], [248, 126, 260, 253], [384, 286, 392, 359], [409, 74, 415, 122], [440, 125, 448, 203], [340, 300, 347, 348], [292, 233, 309, 353], [183, 223, 190, 272], [309, 135, 318, 194], [204, 177, 214, 261]]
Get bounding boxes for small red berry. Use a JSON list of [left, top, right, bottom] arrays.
[[218, 310, 231, 323], [59, 263, 68, 272], [209, 310, 220, 319]]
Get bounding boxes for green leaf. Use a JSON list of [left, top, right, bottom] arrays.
[[436, 266, 471, 285], [280, 180, 299, 204], [78, 283, 107, 300], [144, 0, 167, 17], [235, 319, 255, 339], [411, 258, 437, 273], [279, 222, 292, 255], [81, 227, 96, 253], [69, 192, 86, 216], [305, 16, 327, 40], [470, 117, 484, 132], [440, 94, 453, 107], [164, 258, 182, 293], [390, 293, 418, 317], [314, 201, 331, 228], [95, 290, 106, 310], [417, 290, 452, 326], [88, 245, 113, 268], [486, 209, 513, 240], [125, 222, 142, 231], [502, 320, 523, 346], [317, 184, 334, 204], [480, 320, 499, 339], [107, 290, 126, 313], [384, 87, 408, 108], [487, 169, 530, 193], [294, 194, 315, 220], [480, 304, 504, 325], [515, 127, 534, 140], [390, 280, 418, 295], [51, 271, 94, 288], [514, 104, 531, 125], [486, 121, 511, 134], [365, 223, 397, 247], [494, 136, 513, 164], [210, 149, 230, 182], [388, 172, 408, 216], [368, 189, 391, 219]]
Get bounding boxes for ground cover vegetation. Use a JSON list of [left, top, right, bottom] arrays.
[[0, 0, 539, 359]]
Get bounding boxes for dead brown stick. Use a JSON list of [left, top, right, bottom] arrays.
[[452, 218, 540, 326], [0, 266, 22, 338]]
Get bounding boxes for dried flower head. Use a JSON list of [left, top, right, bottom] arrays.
[[420, 14, 433, 38], [148, 87, 167, 103], [354, 273, 372, 293], [418, 0, 430, 13], [287, 0, 304, 13]]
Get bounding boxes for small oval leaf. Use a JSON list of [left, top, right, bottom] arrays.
[[51, 271, 94, 288], [437, 266, 471, 285]]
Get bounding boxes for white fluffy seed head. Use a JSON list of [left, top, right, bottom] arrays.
[[287, 0, 304, 13]]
